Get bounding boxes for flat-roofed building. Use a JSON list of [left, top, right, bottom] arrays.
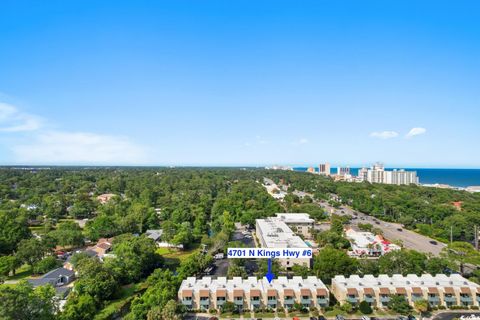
[[178, 276, 329, 311], [256, 217, 311, 269], [331, 274, 480, 309], [319, 163, 331, 176], [345, 228, 400, 257], [275, 213, 314, 238]]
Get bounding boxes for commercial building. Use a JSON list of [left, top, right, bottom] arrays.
[[331, 274, 480, 309], [345, 228, 400, 257], [178, 276, 329, 311], [256, 217, 311, 269], [359, 163, 419, 185], [319, 163, 331, 176]]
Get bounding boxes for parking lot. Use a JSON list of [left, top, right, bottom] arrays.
[[210, 227, 258, 277]]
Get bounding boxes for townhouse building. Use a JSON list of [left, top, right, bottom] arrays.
[[178, 276, 329, 311], [331, 274, 480, 309]]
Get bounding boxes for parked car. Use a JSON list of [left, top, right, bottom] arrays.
[[430, 240, 438, 245], [397, 228, 403, 231]]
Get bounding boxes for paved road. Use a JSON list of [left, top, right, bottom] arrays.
[[319, 202, 447, 256]]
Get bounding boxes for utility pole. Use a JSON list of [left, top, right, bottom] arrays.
[[450, 226, 453, 244]]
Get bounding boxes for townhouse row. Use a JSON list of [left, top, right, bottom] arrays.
[[178, 276, 329, 311], [179, 274, 480, 311], [332, 274, 480, 308]]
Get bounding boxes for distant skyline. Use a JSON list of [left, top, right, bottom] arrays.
[[1, 1, 479, 167]]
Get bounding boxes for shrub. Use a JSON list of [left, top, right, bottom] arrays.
[[359, 301, 373, 314], [470, 306, 479, 310]]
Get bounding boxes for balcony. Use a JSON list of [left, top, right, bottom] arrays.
[[301, 298, 311, 305], [284, 298, 294, 305], [250, 299, 261, 308], [364, 296, 375, 303], [380, 296, 390, 303], [200, 299, 210, 309], [317, 297, 328, 306], [444, 296, 457, 304], [234, 298, 243, 306], [216, 299, 226, 306], [267, 299, 277, 308], [461, 295, 473, 303], [347, 296, 358, 304], [411, 294, 423, 302], [182, 298, 193, 306], [428, 296, 440, 305]]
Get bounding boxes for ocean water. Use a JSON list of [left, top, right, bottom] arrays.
[[293, 167, 480, 188]]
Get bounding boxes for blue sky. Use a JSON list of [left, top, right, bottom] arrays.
[[0, 0, 479, 167]]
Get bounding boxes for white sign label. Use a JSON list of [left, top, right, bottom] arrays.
[[227, 248, 312, 259]]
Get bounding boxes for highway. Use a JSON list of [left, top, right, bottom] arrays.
[[319, 202, 447, 256]]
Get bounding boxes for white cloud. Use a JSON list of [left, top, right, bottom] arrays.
[[369, 131, 399, 140], [12, 131, 149, 164], [0, 101, 149, 164], [0, 102, 42, 132], [405, 127, 427, 138], [298, 138, 309, 144]]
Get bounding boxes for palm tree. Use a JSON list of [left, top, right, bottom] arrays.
[[414, 299, 429, 320]]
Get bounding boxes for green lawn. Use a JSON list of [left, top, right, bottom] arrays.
[[156, 244, 200, 269], [7, 264, 33, 281]]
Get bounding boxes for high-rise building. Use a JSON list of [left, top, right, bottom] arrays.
[[337, 166, 350, 176], [360, 163, 418, 185], [318, 163, 331, 176]]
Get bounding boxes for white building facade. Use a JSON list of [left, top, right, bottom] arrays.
[[178, 276, 329, 311]]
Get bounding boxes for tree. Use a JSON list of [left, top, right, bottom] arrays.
[[49, 221, 84, 248], [441, 242, 480, 273], [313, 247, 358, 283], [227, 264, 247, 278], [0, 281, 57, 320], [316, 230, 350, 249], [414, 299, 429, 319], [359, 300, 373, 314], [105, 234, 161, 283], [0, 255, 20, 277], [358, 223, 373, 232], [0, 210, 31, 255], [221, 301, 236, 313], [378, 250, 427, 276], [33, 256, 59, 275], [147, 300, 180, 320], [128, 269, 179, 320], [340, 301, 353, 313], [291, 265, 312, 277], [60, 294, 97, 320], [16, 238, 46, 267], [388, 295, 412, 315], [75, 258, 118, 302], [84, 214, 118, 241]]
